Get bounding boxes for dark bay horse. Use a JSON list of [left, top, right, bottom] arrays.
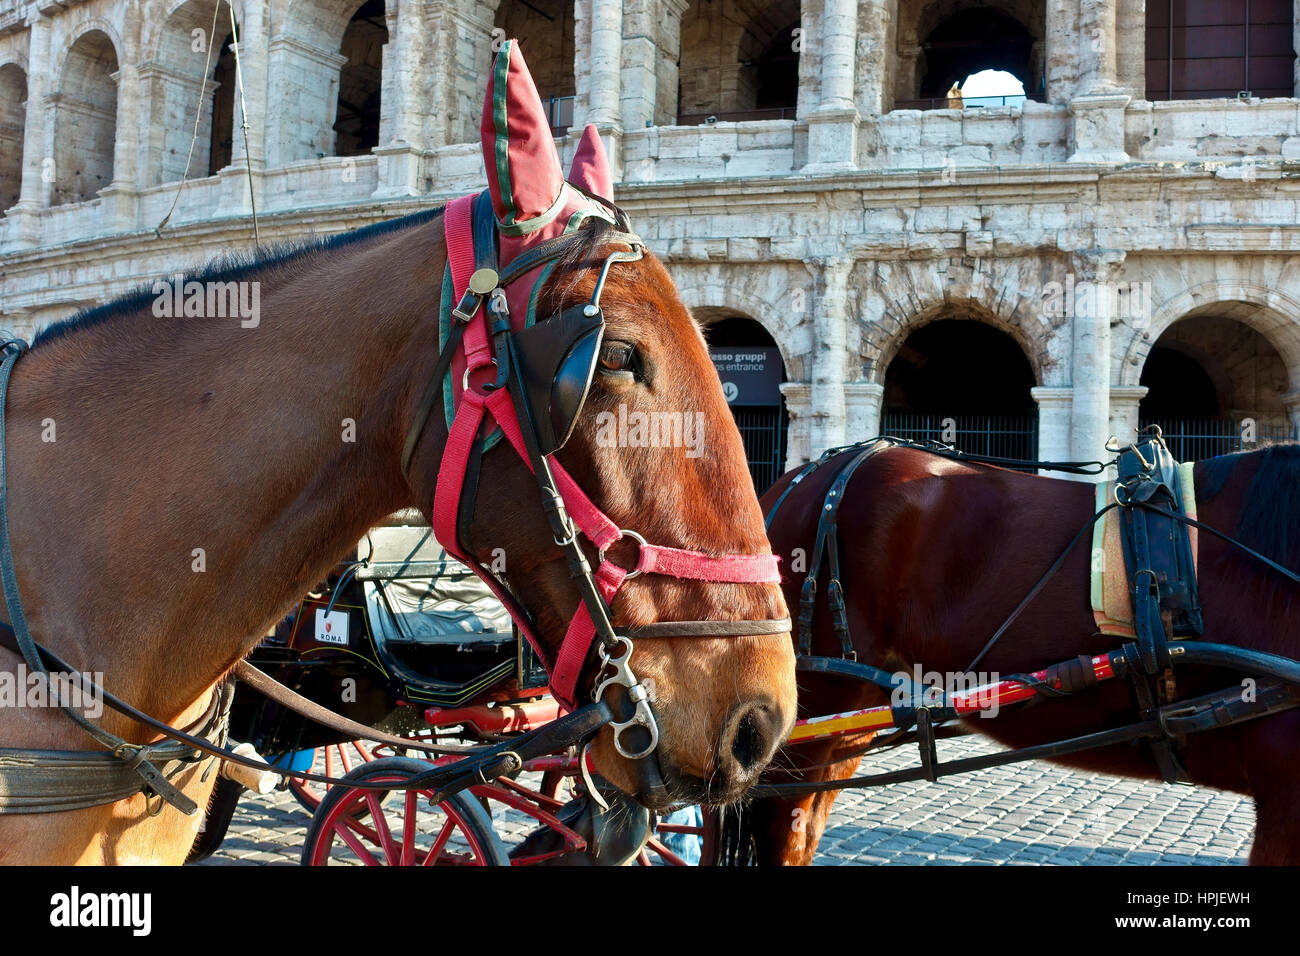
[[742, 442, 1299, 865], [0, 207, 796, 864]]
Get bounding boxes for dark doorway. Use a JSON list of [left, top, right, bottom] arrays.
[[335, 0, 386, 157], [209, 30, 236, 174], [706, 317, 787, 493], [751, 20, 800, 111], [883, 319, 1038, 459], [919, 8, 1037, 100]]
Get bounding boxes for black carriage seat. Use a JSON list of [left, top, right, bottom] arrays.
[[355, 522, 527, 705], [357, 524, 513, 649]]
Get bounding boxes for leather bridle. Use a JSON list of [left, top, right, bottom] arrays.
[[402, 189, 791, 766]]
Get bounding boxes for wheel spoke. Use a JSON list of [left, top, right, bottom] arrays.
[[400, 790, 419, 866], [422, 811, 458, 866], [331, 813, 381, 865], [365, 791, 398, 862]]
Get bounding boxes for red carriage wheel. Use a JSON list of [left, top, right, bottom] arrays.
[[301, 757, 509, 866], [288, 740, 378, 814]]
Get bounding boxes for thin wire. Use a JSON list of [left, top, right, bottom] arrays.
[[228, 2, 260, 247], [154, 0, 221, 236]]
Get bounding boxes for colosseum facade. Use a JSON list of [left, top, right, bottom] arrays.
[[2, 0, 1299, 489]]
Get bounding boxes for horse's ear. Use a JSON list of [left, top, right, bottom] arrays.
[[480, 40, 565, 229], [568, 125, 614, 201]]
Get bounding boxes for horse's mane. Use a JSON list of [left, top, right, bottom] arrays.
[[31, 207, 446, 349], [1198, 443, 1300, 600]]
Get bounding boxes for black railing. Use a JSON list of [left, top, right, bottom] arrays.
[[892, 93, 1038, 111], [1138, 417, 1297, 463], [732, 406, 787, 493], [676, 107, 798, 126], [881, 412, 1039, 463]]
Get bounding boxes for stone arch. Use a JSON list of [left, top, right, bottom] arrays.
[[678, 0, 800, 121], [52, 28, 120, 205], [1119, 282, 1300, 392], [0, 62, 26, 211], [874, 299, 1042, 458], [674, 281, 803, 381], [894, 0, 1046, 106], [144, 0, 239, 185], [858, 260, 1056, 387], [270, 0, 387, 162]]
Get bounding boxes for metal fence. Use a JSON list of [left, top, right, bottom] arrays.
[[676, 107, 799, 126], [731, 406, 787, 493], [1138, 418, 1297, 462], [893, 94, 1033, 111], [880, 412, 1039, 462]]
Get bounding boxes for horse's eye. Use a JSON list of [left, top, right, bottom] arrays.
[[600, 341, 635, 372]]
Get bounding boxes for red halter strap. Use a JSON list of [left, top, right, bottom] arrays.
[[431, 194, 783, 711]]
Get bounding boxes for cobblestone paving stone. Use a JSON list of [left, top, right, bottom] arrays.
[[203, 735, 1254, 866]]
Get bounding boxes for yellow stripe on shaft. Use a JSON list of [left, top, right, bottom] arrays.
[[788, 709, 894, 742]]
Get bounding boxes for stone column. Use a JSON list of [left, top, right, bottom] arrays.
[[844, 381, 884, 440], [265, 36, 347, 165], [803, 0, 859, 172], [100, 59, 141, 232], [1031, 386, 1074, 476], [807, 257, 852, 453], [570, 0, 623, 178], [1069, 0, 1129, 162], [855, 0, 893, 116], [620, 0, 680, 131], [1108, 385, 1148, 445], [1069, 255, 1122, 466], [429, 0, 500, 151], [1045, 0, 1079, 105], [374, 0, 425, 197], [231, 0, 269, 170], [8, 10, 53, 245], [780, 382, 813, 467], [587, 0, 623, 126], [1115, 0, 1145, 100]]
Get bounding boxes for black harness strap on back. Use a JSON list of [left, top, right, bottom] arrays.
[[794, 444, 886, 658], [1112, 431, 1204, 784]]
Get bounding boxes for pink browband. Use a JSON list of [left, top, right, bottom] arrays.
[[432, 193, 782, 710]]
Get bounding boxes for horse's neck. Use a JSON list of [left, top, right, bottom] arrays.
[[2, 225, 443, 724]]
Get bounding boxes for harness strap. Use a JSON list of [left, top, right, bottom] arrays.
[[794, 444, 883, 657]]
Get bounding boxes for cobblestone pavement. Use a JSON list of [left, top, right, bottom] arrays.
[[203, 735, 1254, 866]]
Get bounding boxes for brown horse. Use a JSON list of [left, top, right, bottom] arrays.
[[737, 442, 1299, 865], [0, 206, 796, 864]]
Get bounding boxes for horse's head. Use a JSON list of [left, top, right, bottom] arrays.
[[525, 231, 798, 806], [411, 41, 796, 808]]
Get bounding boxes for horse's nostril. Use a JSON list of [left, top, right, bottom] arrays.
[[730, 709, 765, 773]]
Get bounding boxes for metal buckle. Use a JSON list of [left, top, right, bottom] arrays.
[[593, 635, 660, 760], [597, 529, 647, 578]]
